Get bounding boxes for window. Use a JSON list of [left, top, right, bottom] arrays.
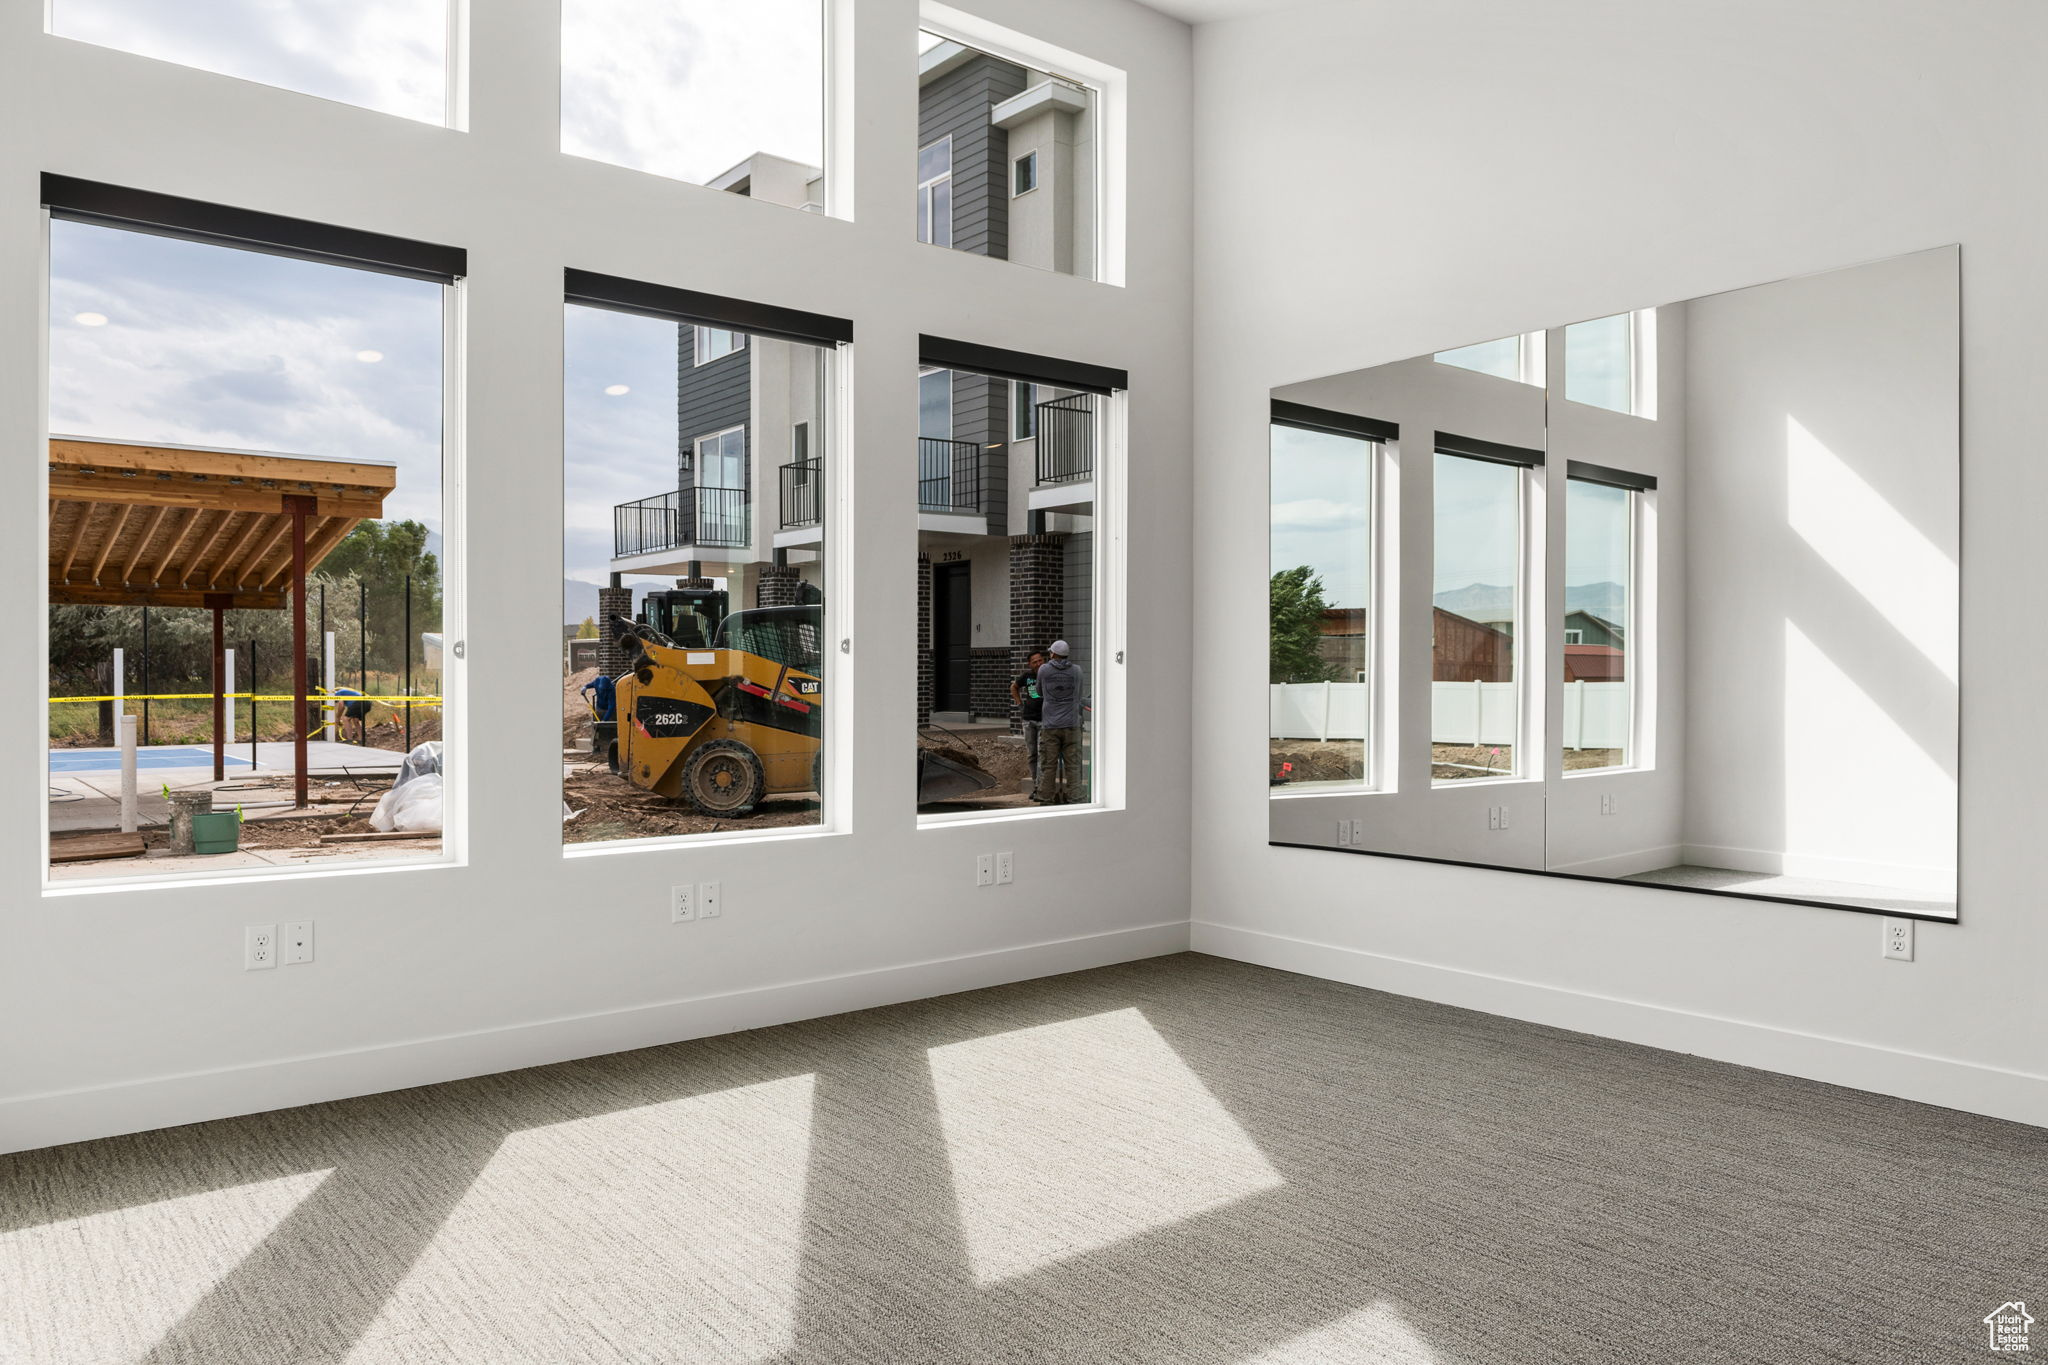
[[1563, 476, 1637, 772], [1436, 332, 1545, 387], [917, 28, 1104, 279], [918, 138, 954, 248], [1268, 413, 1378, 792], [46, 208, 452, 883], [564, 290, 839, 848], [914, 346, 1123, 819], [49, 0, 454, 125], [693, 327, 746, 364], [1011, 381, 1039, 440], [562, 0, 827, 209], [1565, 313, 1635, 414], [1432, 452, 1524, 782]]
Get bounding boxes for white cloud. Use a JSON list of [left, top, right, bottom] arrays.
[[562, 0, 824, 186]]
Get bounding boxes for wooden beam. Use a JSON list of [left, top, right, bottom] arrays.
[[118, 504, 171, 586], [49, 438, 398, 492], [85, 502, 133, 585], [147, 507, 206, 586], [221, 515, 291, 587], [261, 516, 359, 589], [49, 471, 386, 519], [210, 512, 272, 589], [179, 511, 244, 588], [56, 501, 96, 581], [49, 583, 287, 610]]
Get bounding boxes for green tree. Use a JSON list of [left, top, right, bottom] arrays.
[[316, 520, 441, 673], [1270, 565, 1337, 684], [576, 616, 599, 640]]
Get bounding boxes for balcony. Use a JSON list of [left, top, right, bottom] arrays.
[[613, 485, 749, 558], [1035, 393, 1095, 486], [918, 437, 982, 514], [779, 459, 822, 530]]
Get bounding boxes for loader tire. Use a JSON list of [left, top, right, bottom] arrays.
[[682, 739, 766, 816]]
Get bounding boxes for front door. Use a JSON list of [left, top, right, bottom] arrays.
[[931, 561, 972, 713]]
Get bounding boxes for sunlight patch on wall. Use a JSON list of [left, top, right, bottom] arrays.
[[1786, 416, 1956, 682], [928, 1007, 1282, 1283], [0, 1168, 332, 1364], [347, 1076, 815, 1364], [1784, 620, 1956, 891], [1236, 1301, 1443, 1364]]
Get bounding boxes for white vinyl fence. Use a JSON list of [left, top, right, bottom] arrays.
[[1271, 680, 1629, 750]]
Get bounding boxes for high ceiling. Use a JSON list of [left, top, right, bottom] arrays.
[[1139, 0, 1309, 23]]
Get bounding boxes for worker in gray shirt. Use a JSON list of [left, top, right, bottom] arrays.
[[1034, 641, 1085, 804]]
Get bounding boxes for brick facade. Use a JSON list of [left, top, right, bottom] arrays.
[[971, 647, 1011, 723], [916, 553, 934, 726], [1007, 533, 1065, 733], [595, 585, 634, 678], [755, 561, 802, 608]]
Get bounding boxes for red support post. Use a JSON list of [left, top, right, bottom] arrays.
[[288, 496, 312, 808], [208, 597, 227, 783]]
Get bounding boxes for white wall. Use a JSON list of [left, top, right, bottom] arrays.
[[0, 0, 1194, 1152], [1193, 0, 2046, 1127], [1680, 250, 1958, 892]]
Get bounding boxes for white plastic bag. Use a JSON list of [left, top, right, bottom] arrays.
[[397, 740, 442, 788], [371, 772, 443, 832]]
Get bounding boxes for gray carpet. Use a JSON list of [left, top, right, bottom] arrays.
[[2, 954, 2039, 1364]]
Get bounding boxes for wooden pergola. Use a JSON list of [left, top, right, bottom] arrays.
[[48, 436, 397, 803]]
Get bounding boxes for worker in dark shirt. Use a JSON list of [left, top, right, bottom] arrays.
[[1010, 649, 1046, 796]]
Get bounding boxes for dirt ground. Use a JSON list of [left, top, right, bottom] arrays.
[[562, 759, 823, 842], [1269, 738, 1366, 785]]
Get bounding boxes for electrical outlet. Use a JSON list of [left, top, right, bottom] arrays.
[[1336, 818, 1351, 846], [281, 920, 314, 964], [995, 851, 1013, 885], [672, 885, 696, 923], [1600, 794, 1617, 816], [1883, 919, 1913, 961], [976, 853, 994, 887], [699, 880, 722, 918], [1487, 807, 1500, 831], [244, 924, 277, 971], [1500, 805, 1510, 830]]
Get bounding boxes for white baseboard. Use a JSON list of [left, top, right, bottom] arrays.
[[1545, 844, 1684, 879], [1680, 842, 1955, 895], [1, 920, 1191, 1155], [1191, 920, 2047, 1130]]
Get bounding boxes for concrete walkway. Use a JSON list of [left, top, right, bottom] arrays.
[[49, 742, 406, 833]]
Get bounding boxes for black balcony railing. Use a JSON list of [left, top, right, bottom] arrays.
[[918, 437, 981, 513], [779, 460, 822, 530], [1036, 393, 1096, 486], [613, 485, 750, 557]]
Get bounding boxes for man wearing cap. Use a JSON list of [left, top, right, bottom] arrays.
[[1035, 640, 1085, 804]]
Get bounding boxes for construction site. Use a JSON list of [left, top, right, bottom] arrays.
[[47, 436, 447, 881]]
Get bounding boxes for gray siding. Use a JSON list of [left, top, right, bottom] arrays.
[[1063, 528, 1093, 680], [919, 54, 1027, 262], [677, 324, 752, 490], [952, 371, 1007, 533]]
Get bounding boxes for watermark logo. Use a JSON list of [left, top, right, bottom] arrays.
[[1984, 1302, 2034, 1353]]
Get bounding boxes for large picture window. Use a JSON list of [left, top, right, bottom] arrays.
[[1563, 472, 1642, 773], [46, 200, 453, 883], [563, 279, 844, 847], [562, 0, 827, 210], [1431, 450, 1524, 783], [913, 342, 1123, 819]]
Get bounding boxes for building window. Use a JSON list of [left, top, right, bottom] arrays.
[[916, 25, 1106, 279], [913, 350, 1123, 820], [1431, 452, 1524, 783], [1011, 381, 1039, 440], [693, 326, 746, 364], [565, 292, 838, 849], [1563, 476, 1637, 772], [48, 0, 454, 125], [1268, 411, 1378, 793], [917, 137, 954, 248], [46, 206, 453, 884], [1436, 332, 1546, 387], [1564, 313, 1636, 415], [561, 0, 828, 212]]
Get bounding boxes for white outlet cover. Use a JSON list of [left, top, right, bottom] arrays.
[[672, 885, 696, 923], [700, 881, 722, 918]]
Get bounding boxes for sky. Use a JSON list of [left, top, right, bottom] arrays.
[[1269, 426, 1369, 609], [1565, 478, 1631, 591], [1432, 454, 1520, 597], [563, 304, 680, 590], [48, 219, 445, 532], [50, 0, 450, 123]]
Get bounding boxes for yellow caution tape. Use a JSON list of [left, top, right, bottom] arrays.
[[49, 694, 444, 704]]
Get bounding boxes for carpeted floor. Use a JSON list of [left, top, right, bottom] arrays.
[[3, 953, 2039, 1364]]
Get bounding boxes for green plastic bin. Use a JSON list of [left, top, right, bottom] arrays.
[[190, 811, 241, 855]]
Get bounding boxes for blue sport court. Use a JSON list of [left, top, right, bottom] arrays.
[[50, 747, 253, 774]]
